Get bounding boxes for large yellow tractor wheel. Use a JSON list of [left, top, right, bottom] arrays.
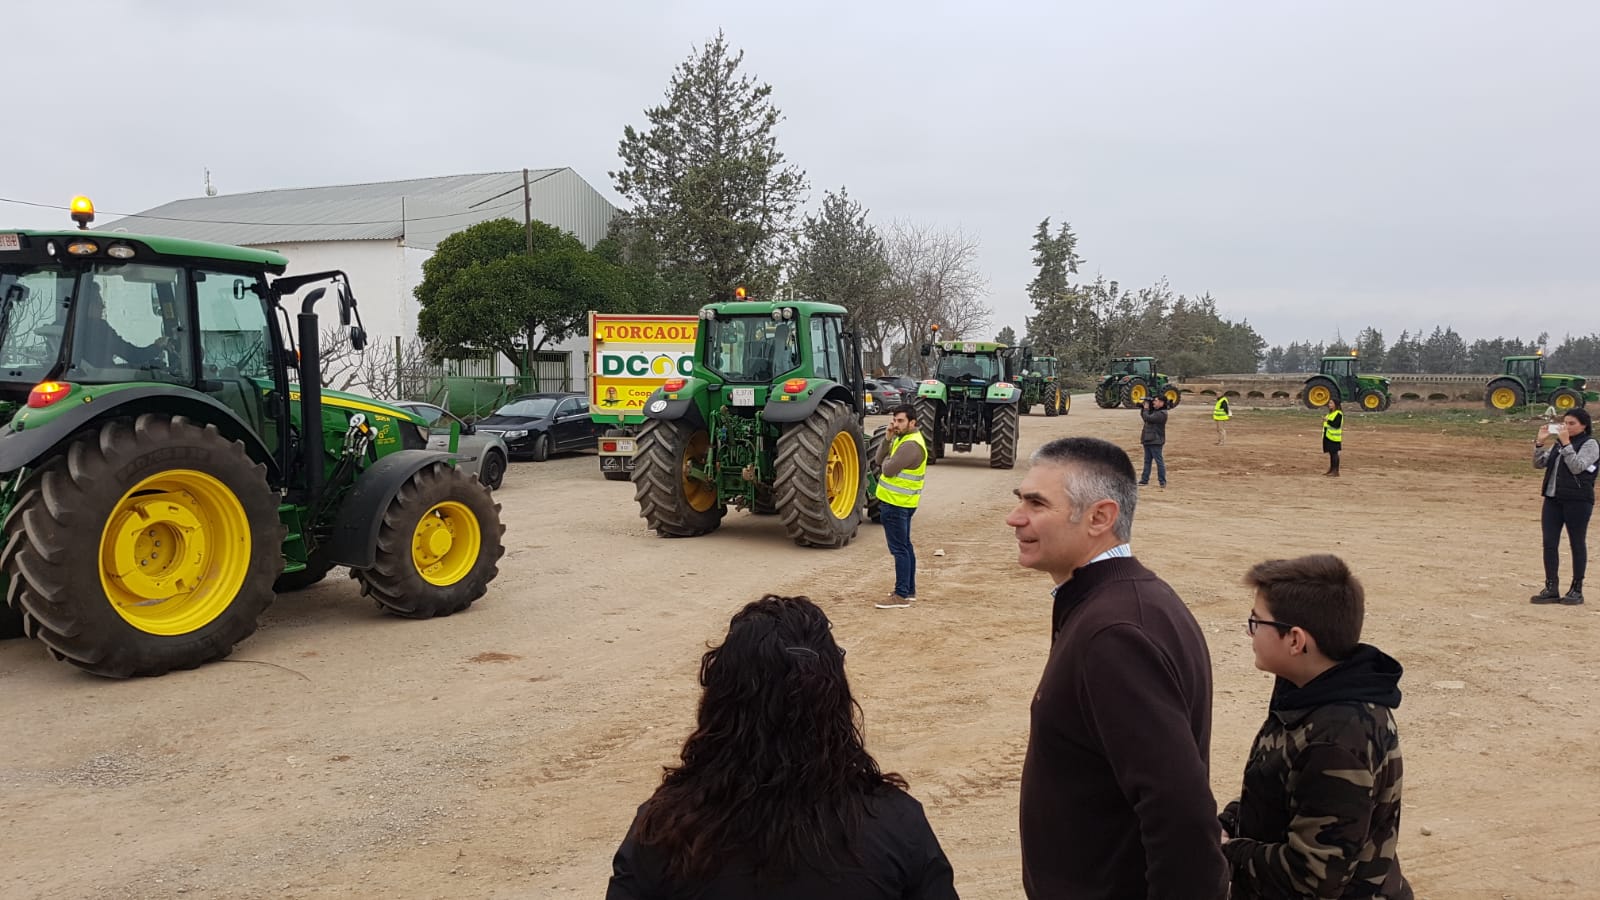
[[775, 399, 864, 548], [1, 415, 282, 678], [633, 417, 725, 537], [1484, 379, 1526, 413], [355, 462, 504, 618], [1304, 379, 1337, 409]]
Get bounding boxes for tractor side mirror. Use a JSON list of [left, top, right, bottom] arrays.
[[920, 343, 932, 357], [233, 279, 247, 300], [336, 283, 357, 327], [349, 325, 367, 352]]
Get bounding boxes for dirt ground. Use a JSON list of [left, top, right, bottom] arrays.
[[3, 399, 1597, 899]]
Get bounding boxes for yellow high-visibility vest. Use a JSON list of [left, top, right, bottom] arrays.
[[1323, 411, 1343, 443], [1213, 397, 1231, 421], [875, 431, 927, 508]]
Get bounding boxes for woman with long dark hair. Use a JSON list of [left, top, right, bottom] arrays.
[[1531, 407, 1595, 605], [606, 594, 958, 899]]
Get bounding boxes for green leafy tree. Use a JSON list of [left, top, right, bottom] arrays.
[[792, 187, 891, 361], [1549, 333, 1600, 375], [1355, 327, 1386, 372], [995, 325, 1017, 345], [611, 30, 808, 312], [414, 218, 630, 375]]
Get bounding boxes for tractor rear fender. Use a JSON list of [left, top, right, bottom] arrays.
[[762, 381, 854, 424], [0, 386, 280, 480], [985, 383, 1021, 404], [325, 449, 459, 569], [640, 377, 708, 426], [916, 381, 949, 403]]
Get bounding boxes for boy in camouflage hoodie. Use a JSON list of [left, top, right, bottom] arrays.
[[1221, 554, 1413, 899]]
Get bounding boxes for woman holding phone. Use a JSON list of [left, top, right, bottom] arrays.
[[1531, 408, 1596, 605]]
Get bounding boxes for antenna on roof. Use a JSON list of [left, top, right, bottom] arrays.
[[204, 167, 218, 197]]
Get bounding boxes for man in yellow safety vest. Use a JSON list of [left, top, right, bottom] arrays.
[[874, 404, 928, 609]]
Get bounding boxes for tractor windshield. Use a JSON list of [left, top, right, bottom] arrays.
[[1508, 358, 1540, 383], [937, 352, 1002, 382], [0, 264, 72, 382], [61, 264, 194, 387], [1323, 358, 1356, 377], [705, 315, 799, 383], [1034, 358, 1057, 378]]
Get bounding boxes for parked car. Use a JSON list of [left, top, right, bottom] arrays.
[[391, 401, 509, 490], [473, 392, 602, 462], [862, 379, 904, 415], [879, 374, 920, 395]]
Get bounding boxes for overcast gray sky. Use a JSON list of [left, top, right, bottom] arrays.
[[6, 1, 1597, 348]]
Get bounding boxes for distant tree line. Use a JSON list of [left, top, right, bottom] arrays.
[[1263, 326, 1600, 376], [1021, 219, 1265, 379]]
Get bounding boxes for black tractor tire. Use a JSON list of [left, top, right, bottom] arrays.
[[989, 403, 1019, 469], [1485, 379, 1525, 413], [1357, 388, 1386, 412], [273, 553, 336, 593], [633, 417, 725, 537], [1550, 387, 1584, 412], [1095, 383, 1121, 409], [775, 400, 864, 548], [1162, 384, 1182, 407], [1044, 383, 1061, 417], [529, 433, 550, 463], [1058, 388, 1072, 415], [0, 415, 282, 678], [865, 425, 886, 523], [478, 449, 507, 490], [355, 462, 504, 619], [913, 398, 942, 465], [1377, 392, 1393, 412], [1120, 379, 1150, 409], [1304, 378, 1339, 410]]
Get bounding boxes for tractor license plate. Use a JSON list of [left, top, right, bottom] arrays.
[[614, 438, 635, 453], [0, 234, 20, 251], [731, 388, 755, 406]]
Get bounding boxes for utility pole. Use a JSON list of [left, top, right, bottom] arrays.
[[522, 168, 533, 255]]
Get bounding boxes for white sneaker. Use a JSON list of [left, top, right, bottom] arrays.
[[875, 594, 914, 609]]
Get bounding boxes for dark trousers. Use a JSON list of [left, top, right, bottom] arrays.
[[1542, 496, 1592, 585], [1140, 444, 1167, 486], [1325, 441, 1341, 473], [880, 503, 917, 598]]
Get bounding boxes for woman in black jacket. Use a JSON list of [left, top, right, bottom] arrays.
[[607, 594, 958, 900], [1531, 408, 1596, 605]]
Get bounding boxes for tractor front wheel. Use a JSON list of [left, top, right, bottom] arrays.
[[990, 403, 1019, 469], [1044, 383, 1061, 417], [1162, 385, 1182, 407], [1358, 388, 1386, 412], [1485, 379, 1525, 413], [0, 415, 282, 678], [1551, 388, 1584, 412], [633, 418, 725, 537], [355, 462, 504, 618], [1304, 378, 1337, 409], [775, 400, 864, 548], [1096, 384, 1121, 409]]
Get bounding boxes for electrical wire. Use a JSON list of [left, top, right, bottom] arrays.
[[0, 195, 529, 227]]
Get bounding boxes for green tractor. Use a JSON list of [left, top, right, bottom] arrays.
[[911, 330, 1021, 468], [1094, 356, 1181, 409], [1015, 350, 1070, 417], [631, 296, 870, 548], [1485, 354, 1597, 413], [1303, 353, 1391, 411], [0, 201, 504, 677]]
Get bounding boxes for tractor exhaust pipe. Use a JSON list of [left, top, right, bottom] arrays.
[[298, 290, 326, 501]]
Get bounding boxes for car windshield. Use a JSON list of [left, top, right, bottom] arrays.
[[705, 315, 799, 383], [494, 398, 557, 418], [0, 265, 71, 382], [936, 352, 1001, 381]]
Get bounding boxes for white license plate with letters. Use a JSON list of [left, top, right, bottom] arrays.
[[0, 234, 20, 251], [731, 388, 756, 406]]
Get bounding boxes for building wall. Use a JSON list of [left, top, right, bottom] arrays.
[[258, 238, 589, 394]]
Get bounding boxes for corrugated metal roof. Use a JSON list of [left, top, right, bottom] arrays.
[[97, 169, 574, 247]]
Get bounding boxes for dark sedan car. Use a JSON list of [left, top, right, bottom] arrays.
[[473, 392, 602, 462], [879, 374, 920, 395], [862, 379, 904, 415]]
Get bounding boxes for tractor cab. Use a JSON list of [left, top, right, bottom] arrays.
[[1505, 355, 1542, 386], [934, 346, 1004, 384], [1321, 356, 1358, 380]]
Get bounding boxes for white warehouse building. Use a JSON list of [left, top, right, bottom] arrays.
[[100, 169, 619, 394]]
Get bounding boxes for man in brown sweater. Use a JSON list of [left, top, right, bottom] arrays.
[[1005, 436, 1228, 899]]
